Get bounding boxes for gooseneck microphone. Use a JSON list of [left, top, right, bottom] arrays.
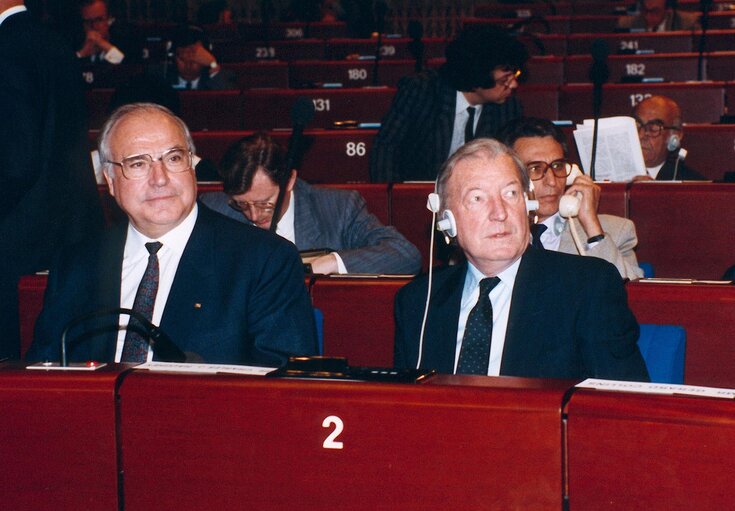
[[60, 308, 187, 367], [589, 39, 609, 181], [697, 0, 713, 81], [372, 0, 388, 86], [270, 96, 316, 233], [407, 20, 424, 73]]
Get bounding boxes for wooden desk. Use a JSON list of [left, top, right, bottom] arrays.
[[288, 59, 417, 88], [627, 183, 735, 279], [566, 32, 693, 55], [566, 387, 735, 509], [0, 363, 124, 510], [118, 371, 569, 510], [559, 82, 725, 123], [626, 281, 735, 387], [564, 53, 700, 84]]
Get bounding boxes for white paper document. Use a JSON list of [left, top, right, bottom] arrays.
[[573, 116, 646, 182], [136, 361, 276, 376], [577, 378, 735, 399]]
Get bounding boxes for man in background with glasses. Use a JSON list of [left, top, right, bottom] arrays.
[[370, 25, 528, 182], [499, 117, 643, 280], [632, 95, 705, 181], [27, 103, 318, 366], [200, 133, 422, 275]]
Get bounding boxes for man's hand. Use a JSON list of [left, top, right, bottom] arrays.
[[310, 253, 339, 274], [566, 174, 603, 238], [77, 30, 113, 57], [631, 174, 654, 182]]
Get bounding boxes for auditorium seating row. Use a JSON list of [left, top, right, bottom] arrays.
[[4, 358, 735, 510], [86, 81, 735, 131], [82, 51, 735, 90], [88, 179, 735, 280], [17, 250, 735, 388], [474, 0, 734, 18]]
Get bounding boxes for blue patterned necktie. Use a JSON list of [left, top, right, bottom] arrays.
[[457, 276, 501, 375], [121, 241, 162, 363]]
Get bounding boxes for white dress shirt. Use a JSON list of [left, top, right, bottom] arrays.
[[114, 204, 198, 362], [448, 92, 482, 158], [454, 258, 521, 375]]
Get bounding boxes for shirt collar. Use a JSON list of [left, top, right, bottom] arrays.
[[465, 256, 522, 293], [646, 161, 666, 179], [456, 91, 482, 117], [275, 190, 296, 244], [540, 212, 567, 236], [0, 5, 27, 26], [126, 203, 198, 255]]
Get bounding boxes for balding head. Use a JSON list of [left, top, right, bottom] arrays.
[[633, 95, 683, 167]]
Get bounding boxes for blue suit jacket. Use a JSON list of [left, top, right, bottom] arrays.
[[369, 70, 522, 182], [200, 179, 422, 274], [26, 205, 318, 366], [394, 247, 649, 381]]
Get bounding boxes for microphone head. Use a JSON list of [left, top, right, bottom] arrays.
[[291, 96, 315, 128], [407, 20, 423, 40]]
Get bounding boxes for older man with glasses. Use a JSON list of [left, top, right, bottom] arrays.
[[26, 103, 318, 366], [632, 95, 706, 181], [499, 117, 643, 280]]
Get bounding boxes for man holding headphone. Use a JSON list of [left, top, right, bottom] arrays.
[[498, 117, 643, 280], [633, 95, 705, 181], [393, 138, 649, 381]]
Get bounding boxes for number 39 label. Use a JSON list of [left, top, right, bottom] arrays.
[[322, 415, 344, 449]]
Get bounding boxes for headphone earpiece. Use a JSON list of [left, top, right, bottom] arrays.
[[427, 192, 457, 238], [667, 134, 680, 152]]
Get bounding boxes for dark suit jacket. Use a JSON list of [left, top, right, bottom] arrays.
[[0, 10, 102, 358], [394, 247, 649, 381], [200, 179, 422, 274], [26, 205, 318, 366], [656, 154, 706, 181], [369, 70, 522, 182]]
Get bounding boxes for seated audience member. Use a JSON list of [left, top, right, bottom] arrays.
[[26, 103, 317, 366], [617, 0, 700, 31], [199, 133, 422, 275], [633, 95, 706, 181], [75, 0, 141, 65], [161, 24, 235, 90], [498, 117, 643, 280], [393, 138, 649, 381], [197, 0, 233, 24], [369, 25, 528, 182]]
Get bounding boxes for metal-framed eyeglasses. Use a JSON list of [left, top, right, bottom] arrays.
[[494, 68, 522, 88], [228, 199, 276, 217], [526, 159, 573, 181], [106, 148, 192, 180], [635, 119, 681, 137]]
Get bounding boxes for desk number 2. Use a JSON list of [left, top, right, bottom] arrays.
[[322, 415, 344, 449]]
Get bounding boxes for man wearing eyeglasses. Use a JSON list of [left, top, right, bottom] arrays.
[[499, 117, 643, 280], [393, 138, 649, 381], [632, 95, 705, 181], [26, 103, 318, 366], [369, 25, 528, 182], [199, 133, 422, 275]]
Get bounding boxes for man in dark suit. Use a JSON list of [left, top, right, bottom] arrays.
[[200, 133, 422, 275], [632, 95, 706, 181], [369, 25, 528, 182], [26, 104, 317, 366], [0, 0, 103, 359], [394, 138, 649, 381]]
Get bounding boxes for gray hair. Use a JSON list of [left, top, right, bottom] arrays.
[[98, 102, 196, 174], [436, 137, 530, 208]]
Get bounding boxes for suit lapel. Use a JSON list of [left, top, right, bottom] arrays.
[[293, 180, 325, 250], [558, 222, 578, 254], [501, 249, 550, 375], [422, 263, 466, 373], [159, 207, 216, 353]]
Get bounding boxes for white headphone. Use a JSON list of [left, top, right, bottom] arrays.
[[426, 191, 538, 240]]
